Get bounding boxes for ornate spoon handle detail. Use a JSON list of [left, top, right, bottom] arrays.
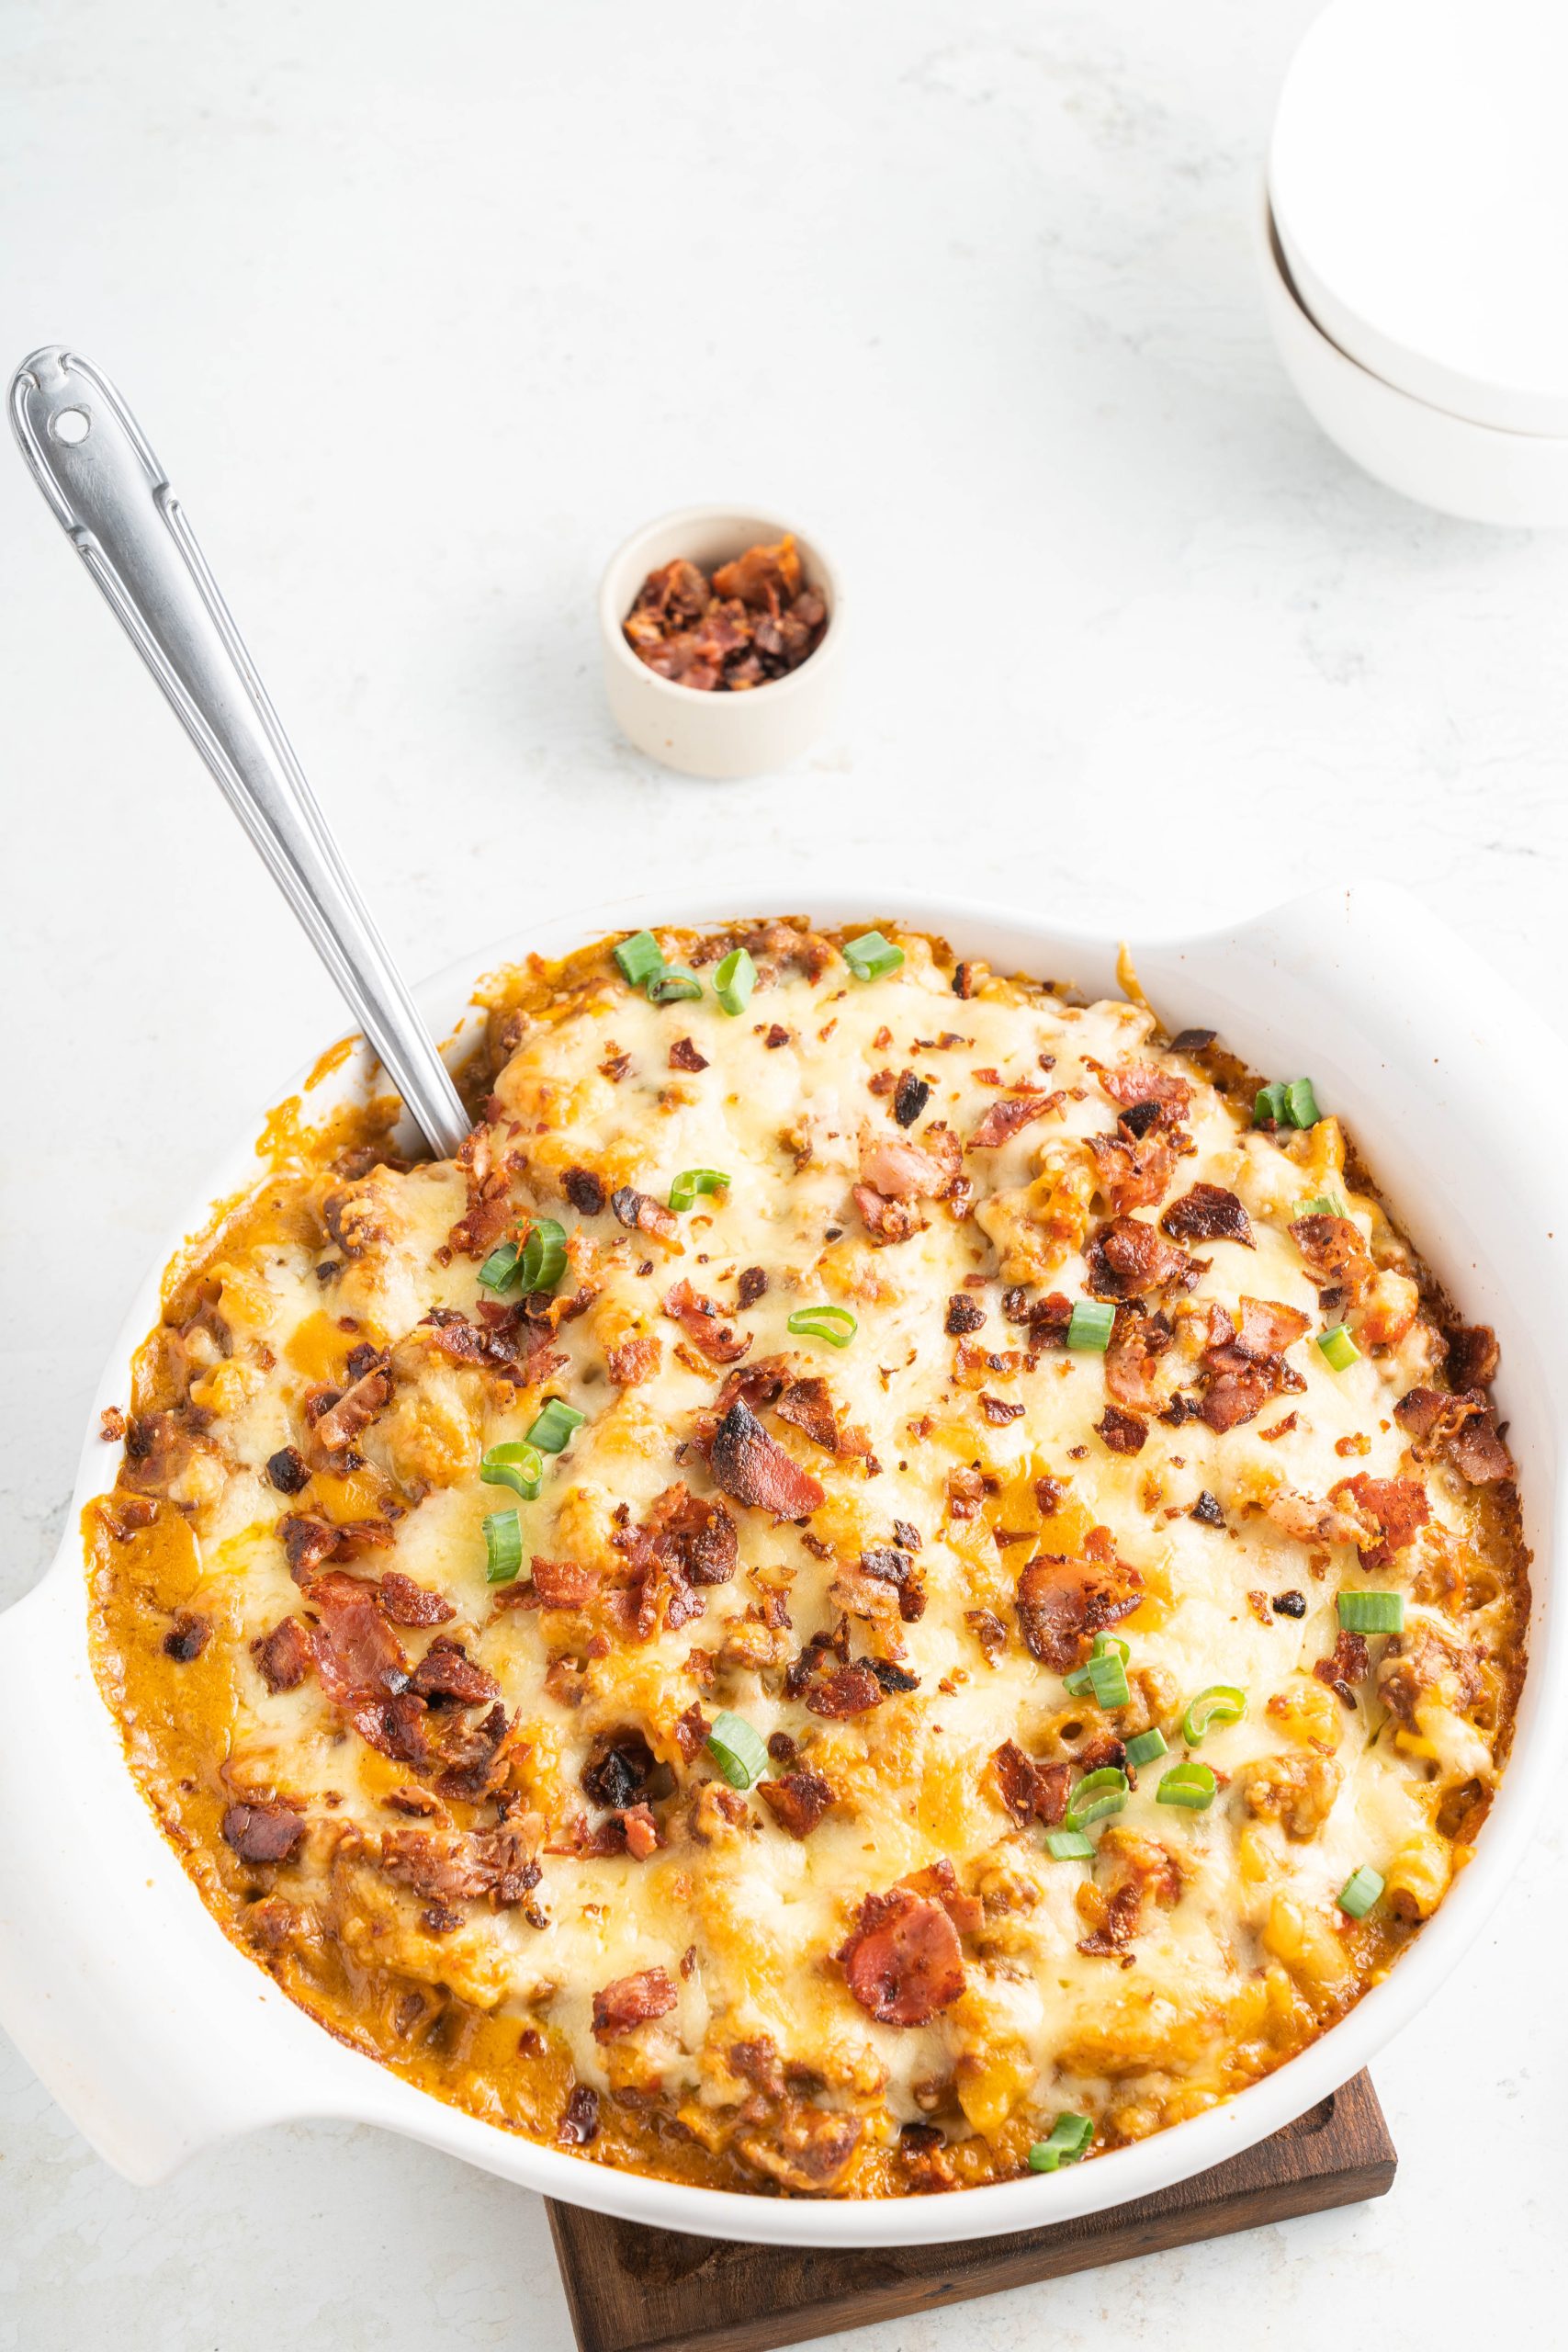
[[9, 345, 470, 1160]]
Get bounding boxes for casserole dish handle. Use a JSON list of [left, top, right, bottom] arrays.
[[0, 1572, 333, 2182]]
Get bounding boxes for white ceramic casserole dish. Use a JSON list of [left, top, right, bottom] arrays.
[[0, 877, 1560, 2248]]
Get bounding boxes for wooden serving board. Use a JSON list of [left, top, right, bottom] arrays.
[[547, 2072, 1395, 2352]]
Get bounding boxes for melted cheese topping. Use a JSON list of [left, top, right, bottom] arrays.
[[89, 922, 1529, 2199]]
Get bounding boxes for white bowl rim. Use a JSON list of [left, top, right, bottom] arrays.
[[0, 876, 1560, 2249]]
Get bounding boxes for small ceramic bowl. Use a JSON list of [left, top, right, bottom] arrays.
[[1258, 198, 1568, 527], [599, 504, 845, 780]]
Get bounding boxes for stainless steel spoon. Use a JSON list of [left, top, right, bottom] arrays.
[[8, 345, 470, 1159]]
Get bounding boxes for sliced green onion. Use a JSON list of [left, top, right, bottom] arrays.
[[614, 930, 664, 988], [1065, 1766, 1128, 1833], [482, 1508, 524, 1583], [705, 1709, 769, 1791], [670, 1168, 730, 1213], [1337, 1865, 1385, 1919], [480, 1441, 544, 1501], [1256, 1078, 1321, 1128], [787, 1304, 857, 1349], [1124, 1727, 1168, 1768], [648, 966, 704, 1005], [1181, 1684, 1247, 1745], [1301, 1193, 1346, 1219], [527, 1398, 585, 1455], [1337, 1589, 1404, 1634], [1027, 2114, 1094, 2171], [519, 1217, 568, 1293], [1043, 1828, 1095, 1860], [1316, 1323, 1360, 1372], [478, 1240, 524, 1294], [1156, 1760, 1217, 1810], [842, 931, 905, 983], [714, 947, 757, 1017], [1064, 1651, 1130, 1709], [1066, 1298, 1115, 1352]]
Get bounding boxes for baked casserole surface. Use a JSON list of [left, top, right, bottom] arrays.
[[88, 921, 1528, 2197]]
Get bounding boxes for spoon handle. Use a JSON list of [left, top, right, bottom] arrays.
[[8, 345, 470, 1160]]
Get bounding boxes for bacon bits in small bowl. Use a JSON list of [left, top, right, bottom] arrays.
[[600, 505, 844, 780]]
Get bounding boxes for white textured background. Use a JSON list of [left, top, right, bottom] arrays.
[[2, 3, 1565, 2346]]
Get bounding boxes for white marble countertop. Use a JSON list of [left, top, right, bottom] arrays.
[[3, 2, 1566, 2346]]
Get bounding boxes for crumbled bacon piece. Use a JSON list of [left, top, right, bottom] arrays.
[[944, 1294, 986, 1337], [663, 1278, 751, 1364], [162, 1610, 210, 1662], [1314, 1628, 1370, 1708], [837, 1889, 965, 2026], [989, 1739, 1071, 1827], [1016, 1551, 1142, 1671], [621, 1484, 737, 1639], [858, 1127, 960, 1202], [1198, 1296, 1310, 1432], [562, 1166, 607, 1216], [1290, 1214, 1373, 1312], [265, 1445, 310, 1496], [737, 1265, 768, 1308], [668, 1037, 708, 1073], [280, 1513, 343, 1578], [1000, 1286, 1074, 1345], [611, 1186, 681, 1246], [1445, 1325, 1499, 1390], [408, 1637, 500, 1707], [773, 1374, 868, 1457], [1161, 1184, 1254, 1248], [966, 1607, 1008, 1661], [1085, 1216, 1203, 1302], [968, 1092, 1058, 1150], [606, 1332, 661, 1386], [759, 1770, 836, 1838], [857, 1544, 926, 1622], [624, 539, 827, 690], [529, 1555, 601, 1608], [893, 1070, 931, 1128], [1104, 1305, 1174, 1412], [709, 1400, 824, 1519], [1096, 1405, 1148, 1455], [1394, 1386, 1514, 1484], [853, 1183, 920, 1246], [1087, 1127, 1178, 1215], [314, 1360, 393, 1453], [378, 1572, 456, 1627], [1099, 1061, 1191, 1121], [380, 1823, 539, 1906], [803, 1661, 885, 1717], [221, 1800, 304, 1866], [251, 1615, 311, 1690], [592, 1965, 680, 2041], [1331, 1473, 1430, 1569]]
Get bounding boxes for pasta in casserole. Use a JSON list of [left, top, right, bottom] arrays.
[[87, 921, 1528, 2196]]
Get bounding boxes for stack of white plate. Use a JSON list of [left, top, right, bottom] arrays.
[[1261, 0, 1568, 526]]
